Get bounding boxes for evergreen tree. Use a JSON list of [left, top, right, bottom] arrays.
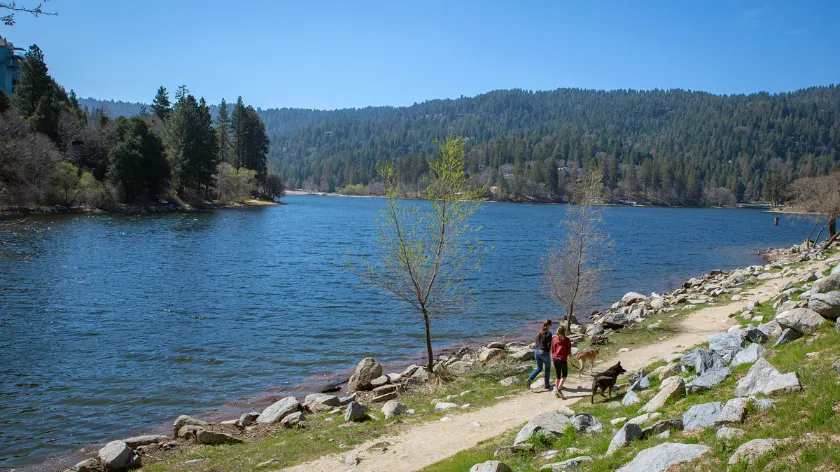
[[150, 86, 171, 121], [0, 89, 9, 113], [216, 98, 231, 165], [108, 116, 170, 200], [11, 44, 51, 118], [164, 92, 217, 195], [230, 96, 246, 168]]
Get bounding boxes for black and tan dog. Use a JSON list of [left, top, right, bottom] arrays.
[[590, 361, 626, 403]]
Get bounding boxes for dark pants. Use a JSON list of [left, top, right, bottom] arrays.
[[553, 358, 568, 379], [528, 349, 552, 388]]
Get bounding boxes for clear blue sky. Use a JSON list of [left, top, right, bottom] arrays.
[[4, 0, 839, 110]]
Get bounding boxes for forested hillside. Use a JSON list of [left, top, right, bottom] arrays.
[[82, 86, 840, 205]]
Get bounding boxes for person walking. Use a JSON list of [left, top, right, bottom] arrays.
[[527, 319, 553, 391], [551, 326, 572, 399]]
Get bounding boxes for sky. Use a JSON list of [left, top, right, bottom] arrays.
[[3, 0, 839, 110]]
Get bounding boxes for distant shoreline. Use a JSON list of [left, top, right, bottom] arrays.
[[0, 199, 282, 219]]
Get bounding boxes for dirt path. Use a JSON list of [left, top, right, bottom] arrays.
[[282, 278, 790, 472]]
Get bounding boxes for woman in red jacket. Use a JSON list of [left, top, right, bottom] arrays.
[[550, 326, 572, 399]]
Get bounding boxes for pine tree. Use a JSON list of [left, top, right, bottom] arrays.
[[151, 86, 171, 121], [216, 98, 231, 165], [230, 96, 246, 168], [165, 92, 216, 195], [12, 45, 51, 118]]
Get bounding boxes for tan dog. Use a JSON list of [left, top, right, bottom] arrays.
[[575, 348, 599, 375]]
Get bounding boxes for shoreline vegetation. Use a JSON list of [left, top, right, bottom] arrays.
[[0, 198, 281, 218], [50, 241, 840, 472]]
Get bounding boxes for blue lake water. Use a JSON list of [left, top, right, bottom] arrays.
[[0, 196, 812, 468]]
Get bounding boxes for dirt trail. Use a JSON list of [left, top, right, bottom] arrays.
[[282, 277, 790, 472]]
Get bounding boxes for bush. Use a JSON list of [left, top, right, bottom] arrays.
[[214, 163, 257, 202], [338, 183, 368, 196]]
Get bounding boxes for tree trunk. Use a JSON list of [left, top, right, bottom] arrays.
[[822, 227, 840, 250], [830, 217, 837, 238], [423, 310, 434, 373]]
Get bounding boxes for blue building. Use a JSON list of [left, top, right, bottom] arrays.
[[0, 35, 24, 96]]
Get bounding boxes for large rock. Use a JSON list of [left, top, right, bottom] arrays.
[[742, 326, 770, 344], [570, 413, 603, 434], [606, 423, 643, 455], [658, 362, 682, 380], [348, 358, 383, 392], [681, 348, 727, 374], [235, 411, 259, 427], [622, 292, 647, 305], [809, 292, 840, 319], [500, 376, 520, 387], [344, 401, 369, 422], [622, 390, 640, 406], [715, 397, 748, 425], [65, 459, 99, 472], [776, 308, 826, 335], [600, 311, 639, 329], [716, 426, 745, 440], [304, 393, 342, 412], [731, 343, 765, 367], [98, 441, 140, 472], [469, 460, 512, 472], [172, 415, 207, 435], [640, 419, 683, 439], [686, 367, 730, 393], [121, 435, 168, 449], [734, 358, 801, 397], [682, 402, 723, 430], [708, 332, 745, 357], [727, 438, 778, 466], [757, 320, 783, 338], [616, 443, 710, 472], [509, 348, 534, 361], [382, 400, 407, 419], [640, 377, 684, 413], [514, 412, 572, 445], [257, 396, 301, 424], [541, 456, 593, 471], [494, 444, 535, 458], [478, 348, 506, 362], [773, 328, 803, 346], [447, 361, 473, 375], [812, 274, 840, 294], [196, 430, 243, 445]]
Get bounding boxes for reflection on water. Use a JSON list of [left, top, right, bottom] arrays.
[[0, 197, 812, 468]]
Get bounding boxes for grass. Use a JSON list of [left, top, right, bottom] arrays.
[[422, 323, 840, 471], [140, 360, 531, 471]]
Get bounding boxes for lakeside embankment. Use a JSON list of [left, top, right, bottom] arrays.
[[0, 199, 281, 218], [54, 240, 840, 472]]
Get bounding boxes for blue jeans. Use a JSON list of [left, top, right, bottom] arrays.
[[527, 349, 552, 388]]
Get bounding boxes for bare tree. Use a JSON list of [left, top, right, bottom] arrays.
[[543, 169, 610, 333], [1, 1, 57, 26], [356, 135, 486, 372], [788, 172, 840, 248], [704, 187, 736, 207]]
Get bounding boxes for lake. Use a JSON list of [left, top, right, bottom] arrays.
[[0, 196, 812, 469]]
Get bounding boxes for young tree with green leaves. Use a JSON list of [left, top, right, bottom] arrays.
[[357, 135, 486, 372]]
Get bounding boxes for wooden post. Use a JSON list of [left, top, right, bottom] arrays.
[[773, 216, 779, 226]]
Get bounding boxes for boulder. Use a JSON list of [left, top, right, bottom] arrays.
[[65, 459, 99, 472], [382, 400, 407, 419], [621, 390, 640, 406], [172, 415, 207, 435], [487, 341, 506, 349], [757, 272, 781, 280], [716, 426, 745, 440], [257, 396, 301, 424], [500, 376, 520, 387], [731, 343, 765, 367], [235, 411, 259, 427], [812, 274, 840, 294], [478, 348, 506, 362], [630, 375, 651, 391], [686, 367, 730, 393], [469, 460, 512, 472], [514, 412, 572, 445], [727, 438, 778, 466], [715, 397, 748, 425], [600, 311, 639, 329], [622, 292, 647, 305], [371, 392, 398, 403], [344, 401, 368, 422], [606, 423, 643, 455], [176, 425, 204, 439], [658, 362, 682, 380], [734, 358, 801, 397], [773, 328, 803, 346], [708, 332, 745, 357], [373, 384, 398, 396], [121, 435, 167, 449], [627, 412, 661, 426], [435, 402, 458, 410], [757, 320, 783, 338], [640, 377, 684, 413], [681, 348, 727, 374], [348, 358, 383, 392], [370, 375, 390, 388], [509, 348, 533, 361], [616, 443, 710, 472], [304, 393, 342, 412], [493, 443, 535, 458], [569, 413, 603, 434], [682, 402, 723, 430], [808, 292, 840, 319], [540, 456, 593, 471], [742, 326, 770, 344], [776, 308, 826, 334], [196, 430, 243, 445], [447, 361, 472, 375], [641, 419, 683, 439], [280, 411, 305, 428], [98, 441, 140, 472]]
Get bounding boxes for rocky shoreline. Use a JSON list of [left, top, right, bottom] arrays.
[[54, 241, 840, 472]]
